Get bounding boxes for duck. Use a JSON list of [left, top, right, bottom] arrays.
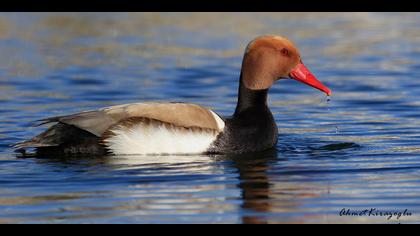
[[14, 35, 331, 156]]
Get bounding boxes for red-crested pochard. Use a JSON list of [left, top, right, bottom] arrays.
[[14, 35, 331, 156]]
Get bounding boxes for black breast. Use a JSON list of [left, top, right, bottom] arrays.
[[208, 79, 279, 154], [207, 107, 278, 154]]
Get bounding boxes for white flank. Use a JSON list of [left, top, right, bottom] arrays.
[[103, 123, 219, 155]]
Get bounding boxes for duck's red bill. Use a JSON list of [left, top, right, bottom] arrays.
[[290, 62, 332, 96]]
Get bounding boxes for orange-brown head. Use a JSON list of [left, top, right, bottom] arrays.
[[241, 35, 331, 96]]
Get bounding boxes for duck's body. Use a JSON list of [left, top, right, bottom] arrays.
[[14, 35, 331, 156], [15, 83, 278, 156]]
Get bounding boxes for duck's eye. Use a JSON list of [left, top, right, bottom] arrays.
[[280, 48, 289, 56]]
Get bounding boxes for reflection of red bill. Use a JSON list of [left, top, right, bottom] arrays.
[[290, 62, 332, 96]]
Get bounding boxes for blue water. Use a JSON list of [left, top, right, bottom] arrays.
[[1, 13, 420, 223]]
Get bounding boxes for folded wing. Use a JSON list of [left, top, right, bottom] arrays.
[[14, 103, 225, 151]]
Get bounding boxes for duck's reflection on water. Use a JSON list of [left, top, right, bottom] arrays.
[[220, 149, 279, 224], [102, 151, 282, 224], [216, 149, 327, 224]]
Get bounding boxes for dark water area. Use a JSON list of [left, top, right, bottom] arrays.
[[0, 13, 420, 223]]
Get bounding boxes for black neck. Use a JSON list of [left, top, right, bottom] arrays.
[[234, 73, 269, 117]]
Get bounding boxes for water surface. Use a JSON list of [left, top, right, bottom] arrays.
[[1, 13, 420, 223]]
